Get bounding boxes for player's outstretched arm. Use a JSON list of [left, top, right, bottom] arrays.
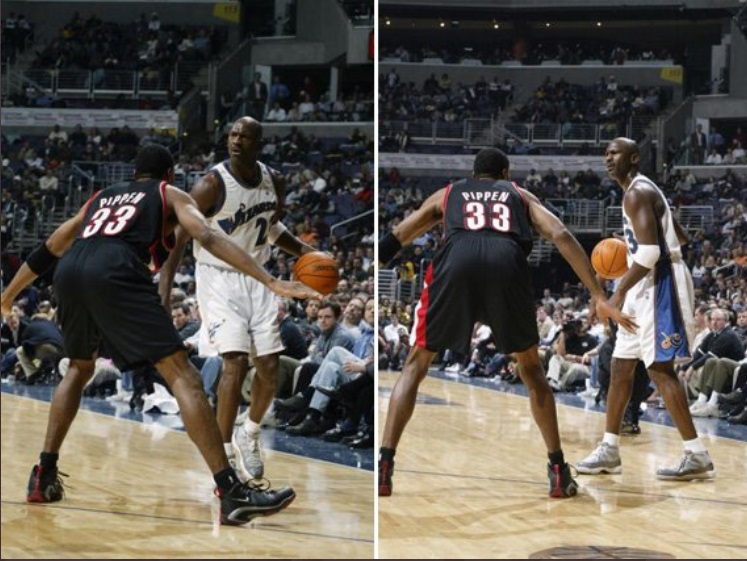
[[166, 185, 320, 300], [157, 171, 222, 307], [157, 225, 189, 309], [273, 226, 319, 257], [379, 187, 446, 266], [1, 205, 87, 317]]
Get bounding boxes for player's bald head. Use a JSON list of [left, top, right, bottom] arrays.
[[234, 116, 263, 140], [611, 137, 639, 157]]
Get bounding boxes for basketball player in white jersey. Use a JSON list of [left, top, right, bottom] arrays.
[[160, 117, 319, 482], [577, 137, 714, 480]]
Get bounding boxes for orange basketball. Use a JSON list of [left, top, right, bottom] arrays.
[[294, 251, 340, 295], [591, 238, 628, 280]]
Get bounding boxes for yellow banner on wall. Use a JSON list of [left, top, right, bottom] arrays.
[[213, 2, 241, 23], [660, 66, 683, 85]]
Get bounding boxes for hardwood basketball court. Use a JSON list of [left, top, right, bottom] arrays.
[[1, 388, 374, 559], [378, 369, 747, 559]]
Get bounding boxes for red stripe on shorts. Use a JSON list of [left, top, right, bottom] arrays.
[[414, 262, 434, 349]]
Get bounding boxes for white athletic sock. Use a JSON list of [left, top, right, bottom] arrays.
[[707, 392, 719, 406], [684, 437, 707, 454], [602, 432, 620, 447], [696, 392, 708, 404], [224, 443, 234, 458], [244, 418, 261, 437]]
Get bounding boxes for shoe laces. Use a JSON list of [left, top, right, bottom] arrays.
[[56, 471, 70, 494], [39, 468, 70, 495], [585, 443, 610, 462], [664, 453, 691, 473]]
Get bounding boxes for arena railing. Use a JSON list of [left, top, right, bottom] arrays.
[[385, 116, 655, 149], [604, 205, 713, 235], [330, 209, 375, 243], [377, 269, 397, 301], [23, 62, 204, 98]]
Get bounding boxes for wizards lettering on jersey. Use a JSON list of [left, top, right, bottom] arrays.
[[216, 201, 276, 235], [460, 191, 511, 203], [97, 191, 146, 208]]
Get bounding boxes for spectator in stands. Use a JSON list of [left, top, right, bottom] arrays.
[[247, 72, 268, 119], [537, 305, 554, 341], [298, 93, 316, 120], [274, 300, 355, 422], [1, 310, 26, 376], [286, 102, 301, 122], [38, 169, 59, 211], [678, 308, 745, 399], [318, 360, 375, 447], [171, 302, 199, 340], [730, 140, 745, 164], [269, 75, 290, 109], [48, 125, 67, 144], [266, 102, 287, 122], [286, 298, 374, 437], [340, 296, 365, 339], [296, 296, 322, 346], [546, 318, 598, 391], [463, 322, 495, 376], [382, 314, 407, 370], [735, 310, 747, 348], [68, 125, 87, 149], [705, 148, 723, 165], [15, 314, 65, 384], [708, 125, 726, 155], [274, 298, 309, 399], [690, 354, 747, 418], [690, 124, 707, 165]]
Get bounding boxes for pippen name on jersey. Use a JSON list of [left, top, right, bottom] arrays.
[[460, 191, 510, 202], [98, 192, 146, 208]]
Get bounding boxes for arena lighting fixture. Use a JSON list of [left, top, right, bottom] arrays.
[[385, 18, 390, 25], [596, 21, 602, 27], [545, 22, 551, 27], [492, 19, 499, 29], [439, 20, 445, 27]]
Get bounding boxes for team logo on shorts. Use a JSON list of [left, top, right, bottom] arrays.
[[659, 332, 683, 350], [208, 319, 226, 343]]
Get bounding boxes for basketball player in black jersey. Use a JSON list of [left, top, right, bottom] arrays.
[[377, 148, 637, 498], [0, 144, 320, 525]]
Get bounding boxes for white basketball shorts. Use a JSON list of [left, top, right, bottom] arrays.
[[195, 263, 284, 358], [613, 259, 694, 368]]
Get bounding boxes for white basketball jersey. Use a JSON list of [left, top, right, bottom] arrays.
[[194, 160, 278, 268], [621, 173, 682, 266]]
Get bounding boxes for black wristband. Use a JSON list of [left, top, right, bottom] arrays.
[[378, 232, 402, 266], [27, 242, 58, 276]]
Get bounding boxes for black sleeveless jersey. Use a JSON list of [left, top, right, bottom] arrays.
[[76, 179, 174, 267], [442, 178, 534, 255]]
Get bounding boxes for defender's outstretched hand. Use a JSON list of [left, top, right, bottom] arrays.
[[595, 298, 638, 334], [268, 279, 323, 300]]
